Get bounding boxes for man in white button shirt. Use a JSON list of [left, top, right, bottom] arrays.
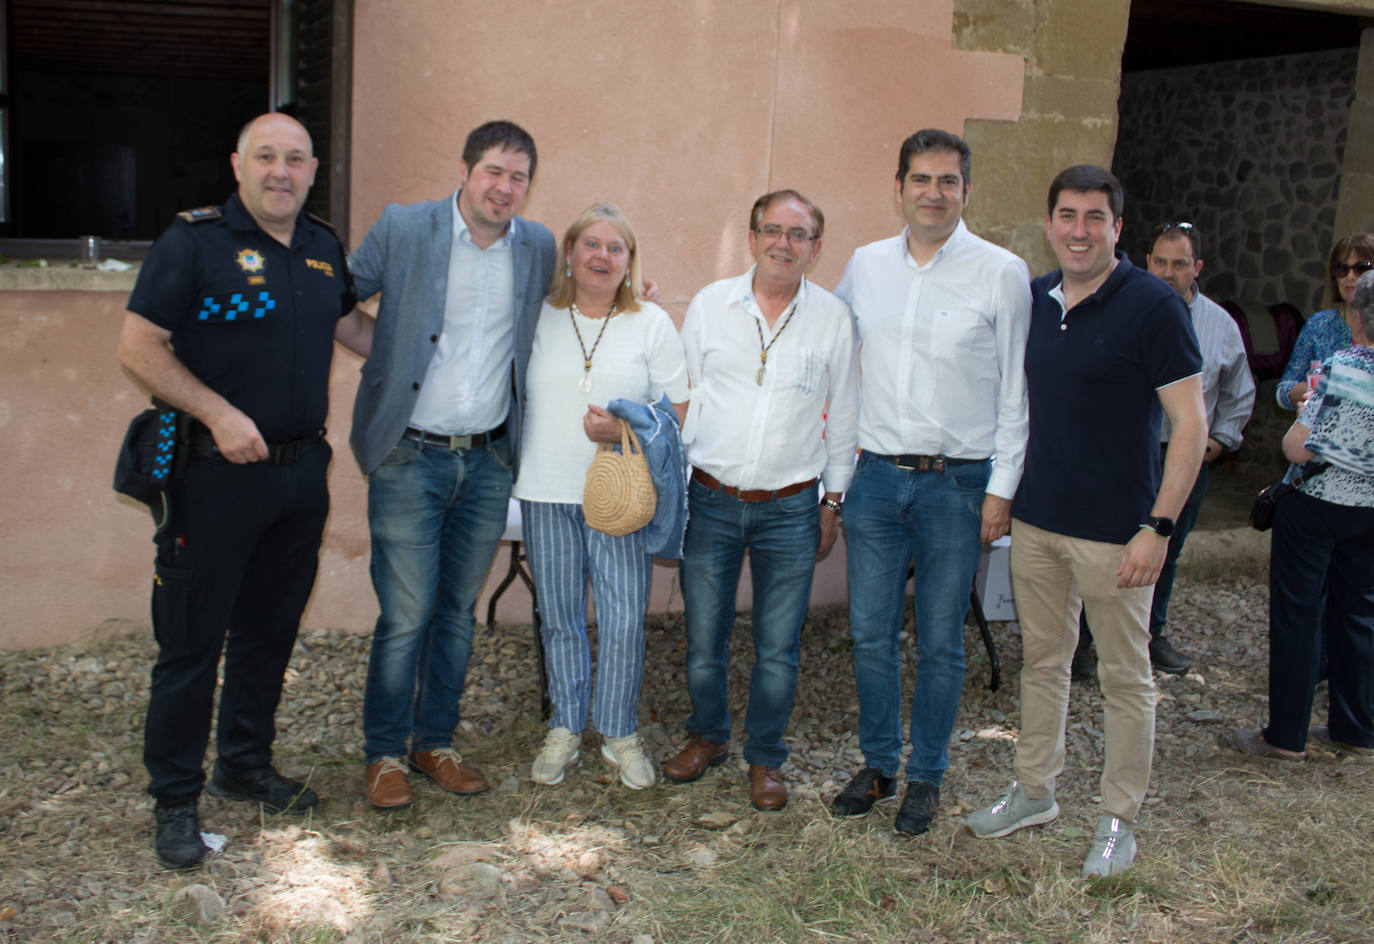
[[830, 129, 1031, 837], [661, 190, 859, 812], [347, 121, 556, 810]]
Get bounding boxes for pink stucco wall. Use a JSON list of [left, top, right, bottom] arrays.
[[348, 0, 1023, 311]]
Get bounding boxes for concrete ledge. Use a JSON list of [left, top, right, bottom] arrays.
[[0, 264, 139, 293], [1177, 526, 1270, 582]]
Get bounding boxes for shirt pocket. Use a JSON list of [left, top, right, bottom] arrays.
[[929, 306, 991, 363], [785, 347, 827, 396]]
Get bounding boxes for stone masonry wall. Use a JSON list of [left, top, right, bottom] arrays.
[[1114, 49, 1358, 314]]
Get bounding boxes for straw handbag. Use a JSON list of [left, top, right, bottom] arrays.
[[583, 418, 657, 537]]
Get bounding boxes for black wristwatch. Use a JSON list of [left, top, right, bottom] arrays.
[[1142, 516, 1175, 538], [820, 497, 843, 517]]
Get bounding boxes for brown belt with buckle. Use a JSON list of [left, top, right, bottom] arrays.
[[866, 452, 987, 472], [691, 468, 819, 502]]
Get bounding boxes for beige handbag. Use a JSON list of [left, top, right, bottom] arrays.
[[583, 419, 657, 537]]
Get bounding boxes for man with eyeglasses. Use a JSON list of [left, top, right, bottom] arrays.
[[661, 189, 858, 811], [828, 129, 1031, 837], [1075, 221, 1254, 677]]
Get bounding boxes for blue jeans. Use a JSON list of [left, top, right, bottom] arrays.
[[521, 501, 652, 738], [680, 478, 819, 767], [1149, 459, 1208, 637], [844, 452, 989, 784], [362, 436, 513, 763]]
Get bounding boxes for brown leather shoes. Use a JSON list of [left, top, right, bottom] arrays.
[[409, 748, 489, 795], [749, 764, 787, 811], [662, 733, 729, 783], [365, 756, 413, 809]]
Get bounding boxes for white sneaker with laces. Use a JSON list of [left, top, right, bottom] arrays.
[[531, 727, 581, 785], [1082, 815, 1137, 877], [601, 733, 656, 790]]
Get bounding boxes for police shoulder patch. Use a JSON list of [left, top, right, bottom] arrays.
[[177, 206, 222, 223]]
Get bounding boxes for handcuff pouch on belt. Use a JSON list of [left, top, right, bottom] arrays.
[[113, 401, 191, 532]]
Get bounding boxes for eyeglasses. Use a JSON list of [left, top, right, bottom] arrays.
[[1152, 221, 1194, 238], [1332, 260, 1374, 279], [755, 224, 817, 244]]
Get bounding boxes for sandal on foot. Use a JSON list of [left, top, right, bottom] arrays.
[[1226, 728, 1304, 761]]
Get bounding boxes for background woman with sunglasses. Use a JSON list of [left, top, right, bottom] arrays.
[[1276, 232, 1374, 410]]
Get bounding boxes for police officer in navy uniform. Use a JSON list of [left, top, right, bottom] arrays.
[[117, 112, 373, 869]]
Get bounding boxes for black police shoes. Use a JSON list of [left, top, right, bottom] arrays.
[[206, 760, 319, 814], [154, 801, 208, 869]]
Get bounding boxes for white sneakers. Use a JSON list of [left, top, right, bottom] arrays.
[[531, 727, 581, 785], [601, 733, 656, 790], [532, 728, 656, 789]]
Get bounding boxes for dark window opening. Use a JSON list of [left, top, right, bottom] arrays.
[[0, 0, 349, 259]]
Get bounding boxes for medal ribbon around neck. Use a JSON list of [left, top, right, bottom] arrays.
[[570, 302, 619, 393], [753, 296, 801, 386]]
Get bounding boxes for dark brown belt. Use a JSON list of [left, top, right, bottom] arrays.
[[866, 452, 987, 472], [402, 421, 507, 451], [691, 468, 819, 503]]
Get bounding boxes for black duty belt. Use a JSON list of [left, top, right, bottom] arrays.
[[402, 421, 507, 451], [867, 452, 988, 472], [190, 428, 324, 464]]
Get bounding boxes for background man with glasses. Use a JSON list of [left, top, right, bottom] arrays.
[[661, 189, 858, 812], [829, 128, 1031, 837]]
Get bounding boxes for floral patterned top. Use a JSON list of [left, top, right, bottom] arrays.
[[1295, 344, 1374, 507]]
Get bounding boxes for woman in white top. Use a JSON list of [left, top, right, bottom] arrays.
[[512, 203, 689, 788]]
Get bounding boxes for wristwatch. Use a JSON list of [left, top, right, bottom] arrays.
[[1141, 516, 1175, 538], [820, 497, 843, 517]]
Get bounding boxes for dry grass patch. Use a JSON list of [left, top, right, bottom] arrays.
[[1, 576, 1372, 942]]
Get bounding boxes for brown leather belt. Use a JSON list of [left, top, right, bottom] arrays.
[[691, 468, 819, 503], [866, 452, 987, 472]]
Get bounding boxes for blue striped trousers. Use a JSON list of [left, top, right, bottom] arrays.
[[520, 501, 652, 737]]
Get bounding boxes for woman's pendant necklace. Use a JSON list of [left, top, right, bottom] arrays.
[[570, 302, 618, 394]]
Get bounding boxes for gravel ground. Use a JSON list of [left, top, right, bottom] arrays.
[[0, 562, 1293, 942]]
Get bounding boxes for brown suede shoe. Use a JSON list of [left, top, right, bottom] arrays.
[[365, 756, 413, 809], [409, 748, 489, 795], [749, 764, 787, 811], [662, 733, 729, 784]]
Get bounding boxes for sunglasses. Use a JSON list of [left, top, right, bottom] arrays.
[[1332, 260, 1374, 279]]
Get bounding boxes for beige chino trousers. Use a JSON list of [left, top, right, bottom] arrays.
[[1009, 518, 1156, 822]]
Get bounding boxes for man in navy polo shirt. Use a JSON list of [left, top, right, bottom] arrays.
[[118, 113, 373, 869], [965, 165, 1206, 877]]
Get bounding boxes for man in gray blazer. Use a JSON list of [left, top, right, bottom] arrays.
[[348, 120, 556, 809]]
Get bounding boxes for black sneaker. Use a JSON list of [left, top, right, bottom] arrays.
[[894, 781, 940, 837], [206, 761, 319, 814], [1149, 635, 1192, 675], [830, 767, 896, 817], [154, 801, 208, 869]]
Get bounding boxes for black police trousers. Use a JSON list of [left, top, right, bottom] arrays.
[[143, 439, 330, 801]]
